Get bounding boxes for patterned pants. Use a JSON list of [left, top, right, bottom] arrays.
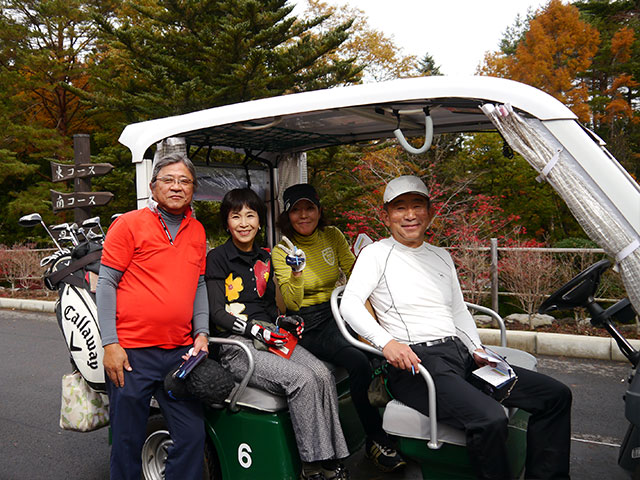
[[220, 335, 349, 462]]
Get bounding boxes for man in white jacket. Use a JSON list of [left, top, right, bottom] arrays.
[[340, 175, 571, 480]]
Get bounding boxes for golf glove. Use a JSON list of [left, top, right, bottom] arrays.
[[277, 236, 306, 272], [249, 322, 287, 347], [276, 315, 304, 338]]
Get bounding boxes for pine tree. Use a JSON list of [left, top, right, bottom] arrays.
[[0, 0, 106, 243], [87, 0, 362, 121], [417, 53, 442, 76]]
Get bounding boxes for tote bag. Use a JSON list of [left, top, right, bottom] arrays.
[[59, 371, 109, 432]]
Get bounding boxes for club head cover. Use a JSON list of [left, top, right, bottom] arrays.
[[185, 358, 236, 408], [164, 369, 190, 400]]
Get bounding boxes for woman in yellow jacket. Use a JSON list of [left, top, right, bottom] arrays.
[[272, 184, 406, 473]]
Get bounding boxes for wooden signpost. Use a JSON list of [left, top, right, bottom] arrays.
[[50, 162, 113, 182], [50, 191, 114, 213], [49, 134, 114, 222]]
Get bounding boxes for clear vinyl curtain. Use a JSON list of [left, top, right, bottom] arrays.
[[481, 103, 640, 315]]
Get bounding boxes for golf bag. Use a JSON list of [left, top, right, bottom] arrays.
[[45, 241, 106, 393]]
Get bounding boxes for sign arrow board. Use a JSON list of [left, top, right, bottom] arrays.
[[50, 162, 114, 182], [50, 190, 113, 212]]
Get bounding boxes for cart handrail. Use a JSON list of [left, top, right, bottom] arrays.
[[465, 302, 507, 347], [207, 337, 254, 412]]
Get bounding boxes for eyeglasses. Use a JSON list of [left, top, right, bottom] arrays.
[[156, 176, 194, 187]]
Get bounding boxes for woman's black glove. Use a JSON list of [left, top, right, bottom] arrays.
[[276, 315, 305, 338]]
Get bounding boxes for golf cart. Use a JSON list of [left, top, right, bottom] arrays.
[[118, 75, 640, 479]]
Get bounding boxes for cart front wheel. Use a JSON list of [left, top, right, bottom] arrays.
[[141, 413, 220, 480], [141, 415, 172, 480]]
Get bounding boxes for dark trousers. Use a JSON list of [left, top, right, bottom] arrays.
[[107, 346, 205, 480], [296, 302, 386, 443], [387, 338, 572, 480]]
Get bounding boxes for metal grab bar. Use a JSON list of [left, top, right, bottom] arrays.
[[465, 302, 507, 347], [207, 337, 255, 412]]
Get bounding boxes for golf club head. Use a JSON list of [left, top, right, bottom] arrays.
[[18, 213, 43, 228], [76, 227, 88, 241], [19, 212, 64, 251], [82, 216, 101, 229], [50, 222, 71, 232], [56, 230, 72, 243], [86, 230, 104, 242]]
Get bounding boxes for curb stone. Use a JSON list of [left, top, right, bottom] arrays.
[[0, 297, 56, 313], [479, 328, 640, 362]]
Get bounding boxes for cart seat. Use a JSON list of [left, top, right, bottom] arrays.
[[223, 361, 349, 413], [381, 347, 535, 444], [330, 285, 536, 448]]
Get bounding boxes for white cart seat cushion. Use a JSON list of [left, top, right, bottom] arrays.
[[383, 379, 520, 445], [489, 346, 537, 371], [381, 347, 533, 445], [228, 384, 288, 412], [226, 362, 348, 413], [383, 399, 468, 446]]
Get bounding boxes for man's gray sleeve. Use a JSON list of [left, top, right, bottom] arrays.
[[96, 264, 123, 346], [192, 275, 209, 337]]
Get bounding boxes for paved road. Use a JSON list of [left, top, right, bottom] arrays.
[[0, 309, 110, 480], [0, 309, 634, 479]]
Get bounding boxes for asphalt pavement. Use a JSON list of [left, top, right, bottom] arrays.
[[0, 308, 634, 479]]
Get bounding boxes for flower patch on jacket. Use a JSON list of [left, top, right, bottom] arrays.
[[254, 259, 270, 297], [225, 302, 247, 321], [225, 273, 243, 301]]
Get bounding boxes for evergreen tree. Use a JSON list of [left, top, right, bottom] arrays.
[[576, 0, 640, 179], [87, 0, 362, 122], [0, 0, 107, 244], [417, 53, 442, 76], [66, 0, 366, 225], [498, 11, 534, 56]]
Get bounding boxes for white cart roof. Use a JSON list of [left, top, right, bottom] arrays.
[[121, 75, 640, 312], [119, 76, 576, 164]]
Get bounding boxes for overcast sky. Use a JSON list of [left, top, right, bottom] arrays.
[[292, 0, 549, 76]]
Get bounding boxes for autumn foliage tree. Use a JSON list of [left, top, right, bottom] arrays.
[[299, 0, 418, 82], [481, 0, 599, 123], [481, 0, 640, 180], [577, 0, 640, 178]]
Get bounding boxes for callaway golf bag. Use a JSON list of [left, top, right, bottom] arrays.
[[19, 214, 107, 393]]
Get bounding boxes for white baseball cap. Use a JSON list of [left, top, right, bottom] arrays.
[[383, 176, 430, 203]]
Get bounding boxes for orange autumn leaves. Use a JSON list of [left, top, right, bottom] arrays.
[[482, 0, 599, 123]]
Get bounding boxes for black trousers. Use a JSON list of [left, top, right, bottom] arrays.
[[295, 302, 387, 444], [387, 337, 572, 480]]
